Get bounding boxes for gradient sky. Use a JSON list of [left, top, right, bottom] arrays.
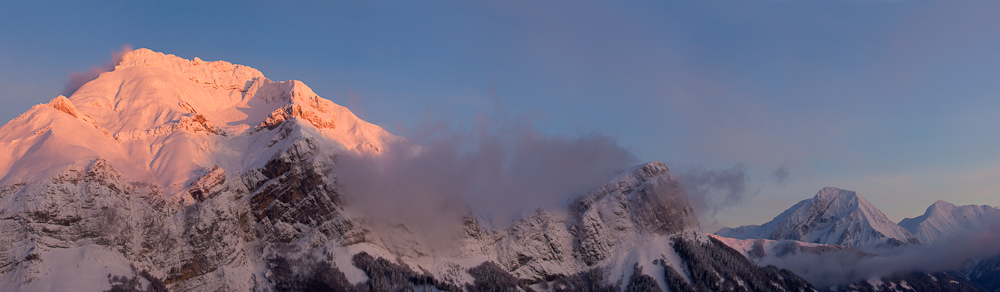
[[2, 1, 999, 230]]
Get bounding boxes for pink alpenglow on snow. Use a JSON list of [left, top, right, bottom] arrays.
[[0, 48, 398, 197]]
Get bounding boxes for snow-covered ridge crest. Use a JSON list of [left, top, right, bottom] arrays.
[[115, 48, 263, 91]]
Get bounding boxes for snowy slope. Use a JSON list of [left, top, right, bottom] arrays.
[[899, 200, 1000, 245], [716, 187, 918, 250]]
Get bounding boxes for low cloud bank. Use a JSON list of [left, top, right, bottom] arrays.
[[336, 111, 637, 241], [759, 215, 1000, 288]]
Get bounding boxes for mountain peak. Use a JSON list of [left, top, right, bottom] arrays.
[[716, 187, 917, 250], [815, 186, 858, 201], [923, 200, 959, 218], [816, 186, 852, 196], [899, 200, 1000, 244], [930, 200, 956, 210]]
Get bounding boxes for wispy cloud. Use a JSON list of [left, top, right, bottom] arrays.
[[61, 44, 132, 96], [772, 166, 790, 185], [674, 164, 756, 224]]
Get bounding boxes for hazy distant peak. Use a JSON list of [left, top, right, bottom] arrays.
[[899, 200, 1000, 244], [716, 187, 917, 250], [920, 200, 960, 219], [815, 186, 854, 196], [929, 200, 956, 210]]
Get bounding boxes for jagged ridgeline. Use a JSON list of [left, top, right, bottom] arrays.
[[0, 49, 814, 291]]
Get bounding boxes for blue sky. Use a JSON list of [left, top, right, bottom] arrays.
[[2, 1, 999, 228]]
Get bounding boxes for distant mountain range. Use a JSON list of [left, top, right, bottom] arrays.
[[715, 187, 1000, 291]]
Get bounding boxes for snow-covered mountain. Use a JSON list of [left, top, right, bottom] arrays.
[[897, 201, 1000, 292], [0, 48, 397, 193], [0, 49, 816, 291], [713, 190, 1000, 291], [716, 187, 918, 250], [898, 200, 1000, 245]]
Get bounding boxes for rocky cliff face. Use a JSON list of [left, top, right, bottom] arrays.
[[0, 137, 353, 291]]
